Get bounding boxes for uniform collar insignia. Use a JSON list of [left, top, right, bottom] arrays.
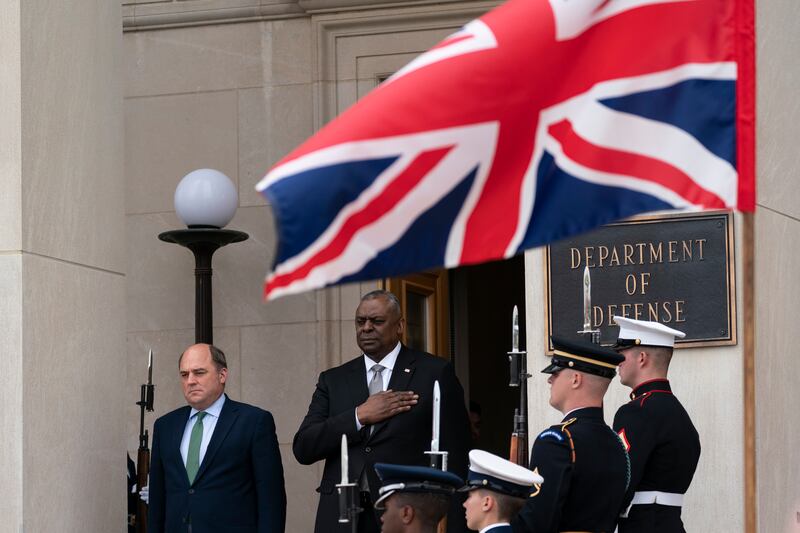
[[631, 378, 672, 400]]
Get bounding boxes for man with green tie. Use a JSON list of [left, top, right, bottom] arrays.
[[147, 343, 286, 532]]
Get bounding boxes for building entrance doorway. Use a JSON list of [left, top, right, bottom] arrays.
[[384, 254, 528, 459], [451, 255, 527, 458]]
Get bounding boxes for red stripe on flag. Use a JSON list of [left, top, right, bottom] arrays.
[[548, 120, 727, 209], [264, 146, 454, 297], [735, 0, 756, 211]]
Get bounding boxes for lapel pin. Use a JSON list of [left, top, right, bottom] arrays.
[[404, 368, 411, 373]]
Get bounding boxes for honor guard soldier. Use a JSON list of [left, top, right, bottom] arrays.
[[612, 317, 701, 533], [511, 336, 629, 533], [461, 450, 543, 532], [374, 463, 464, 533]]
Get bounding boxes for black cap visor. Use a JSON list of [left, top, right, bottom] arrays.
[[612, 338, 639, 350], [542, 355, 616, 379], [541, 361, 562, 374], [613, 338, 670, 351], [457, 472, 530, 498]]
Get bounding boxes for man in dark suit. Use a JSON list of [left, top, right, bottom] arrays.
[[293, 289, 470, 533], [148, 343, 286, 533]]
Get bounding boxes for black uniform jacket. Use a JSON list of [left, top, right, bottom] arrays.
[[293, 345, 471, 533], [148, 395, 287, 533], [613, 379, 701, 533], [128, 454, 137, 533], [511, 407, 629, 533]]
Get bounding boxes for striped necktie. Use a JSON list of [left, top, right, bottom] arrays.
[[368, 364, 386, 396]]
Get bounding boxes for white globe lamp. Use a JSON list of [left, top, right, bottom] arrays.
[[159, 168, 248, 344], [174, 168, 238, 228]]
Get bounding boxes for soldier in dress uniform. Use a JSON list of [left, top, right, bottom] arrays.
[[460, 450, 542, 532], [611, 317, 701, 533], [511, 336, 629, 533], [374, 463, 464, 533]]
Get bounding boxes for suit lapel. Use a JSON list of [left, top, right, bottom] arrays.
[[369, 347, 416, 440], [389, 346, 417, 391], [386, 346, 416, 392], [348, 356, 370, 410], [192, 395, 239, 485], [170, 407, 192, 488]]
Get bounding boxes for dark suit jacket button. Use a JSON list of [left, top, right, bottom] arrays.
[[188, 489, 195, 495], [365, 446, 372, 453]]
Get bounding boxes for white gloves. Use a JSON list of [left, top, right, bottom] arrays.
[[139, 485, 149, 505]]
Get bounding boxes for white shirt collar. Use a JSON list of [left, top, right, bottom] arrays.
[[363, 342, 401, 373], [480, 523, 510, 533], [189, 392, 226, 419]]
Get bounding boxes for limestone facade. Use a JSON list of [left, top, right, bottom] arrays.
[[1, 1, 125, 531], [754, 1, 800, 531]]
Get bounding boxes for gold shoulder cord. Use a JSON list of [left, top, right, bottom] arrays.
[[530, 419, 576, 498], [529, 467, 542, 498], [560, 418, 577, 463]]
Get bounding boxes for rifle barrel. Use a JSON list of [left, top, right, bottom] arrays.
[[508, 348, 529, 468], [136, 447, 149, 533], [135, 351, 155, 533]]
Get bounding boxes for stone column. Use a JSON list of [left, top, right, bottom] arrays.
[[0, 1, 125, 531], [755, 1, 800, 531]]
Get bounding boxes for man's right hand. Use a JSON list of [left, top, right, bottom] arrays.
[[357, 390, 418, 426]]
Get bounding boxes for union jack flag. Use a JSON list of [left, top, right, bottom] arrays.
[[256, 0, 755, 300]]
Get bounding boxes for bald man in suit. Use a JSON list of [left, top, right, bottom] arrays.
[[148, 344, 286, 533]]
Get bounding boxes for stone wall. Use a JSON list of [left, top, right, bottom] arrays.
[[755, 1, 800, 531], [0, 1, 125, 531], [124, 15, 321, 531]]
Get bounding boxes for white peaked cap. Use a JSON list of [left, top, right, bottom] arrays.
[[613, 316, 686, 348], [468, 449, 543, 486]]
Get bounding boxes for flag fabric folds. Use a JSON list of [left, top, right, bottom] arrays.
[[256, 0, 755, 300]]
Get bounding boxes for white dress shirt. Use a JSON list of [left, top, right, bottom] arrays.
[[355, 342, 402, 429], [180, 393, 226, 467]]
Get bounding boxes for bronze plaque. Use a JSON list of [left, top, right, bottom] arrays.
[[545, 211, 736, 349]]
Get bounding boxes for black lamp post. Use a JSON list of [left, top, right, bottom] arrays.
[[158, 169, 249, 345]]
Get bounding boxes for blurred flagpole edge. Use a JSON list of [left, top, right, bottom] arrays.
[[735, 0, 756, 529]]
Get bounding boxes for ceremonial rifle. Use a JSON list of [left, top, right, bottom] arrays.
[[135, 349, 155, 533], [508, 306, 530, 468], [577, 265, 601, 344], [424, 381, 450, 533], [425, 380, 448, 471], [336, 434, 361, 533]]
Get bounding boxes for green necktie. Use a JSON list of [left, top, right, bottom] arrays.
[[186, 412, 207, 484]]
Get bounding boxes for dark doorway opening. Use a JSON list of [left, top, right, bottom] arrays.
[[451, 255, 527, 458]]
